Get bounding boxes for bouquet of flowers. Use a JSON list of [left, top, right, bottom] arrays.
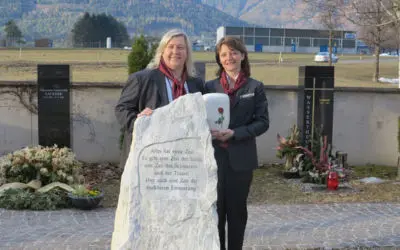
[[276, 124, 302, 171]]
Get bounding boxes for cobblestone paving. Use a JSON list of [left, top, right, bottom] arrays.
[[0, 203, 399, 250]]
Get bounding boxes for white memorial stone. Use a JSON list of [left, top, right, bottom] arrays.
[[202, 93, 230, 131], [111, 93, 219, 250]]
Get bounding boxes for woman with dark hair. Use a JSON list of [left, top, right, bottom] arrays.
[[205, 37, 270, 250]]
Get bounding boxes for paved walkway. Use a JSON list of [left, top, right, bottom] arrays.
[[1, 203, 399, 250]]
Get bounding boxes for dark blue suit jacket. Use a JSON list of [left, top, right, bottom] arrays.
[[205, 77, 269, 171]]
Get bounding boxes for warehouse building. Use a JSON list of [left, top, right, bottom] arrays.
[[216, 26, 357, 54]]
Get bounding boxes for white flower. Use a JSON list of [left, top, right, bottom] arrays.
[[40, 168, 48, 175], [0, 145, 82, 185], [66, 175, 74, 183], [309, 171, 319, 178]]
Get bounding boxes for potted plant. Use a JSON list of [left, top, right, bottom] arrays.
[[68, 184, 103, 210], [276, 124, 302, 178]]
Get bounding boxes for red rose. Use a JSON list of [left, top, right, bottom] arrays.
[[218, 107, 224, 114]]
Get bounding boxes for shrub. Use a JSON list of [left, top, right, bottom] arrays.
[[0, 145, 82, 186], [0, 188, 71, 210], [128, 34, 157, 75]]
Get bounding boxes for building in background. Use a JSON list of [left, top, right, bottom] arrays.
[[35, 38, 53, 48], [216, 26, 357, 54]]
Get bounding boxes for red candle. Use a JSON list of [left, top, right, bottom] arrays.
[[327, 171, 339, 190]]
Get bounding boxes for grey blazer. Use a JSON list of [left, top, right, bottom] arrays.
[[115, 68, 205, 168], [204, 77, 269, 171]]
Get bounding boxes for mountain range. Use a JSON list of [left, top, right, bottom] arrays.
[[0, 0, 351, 45]]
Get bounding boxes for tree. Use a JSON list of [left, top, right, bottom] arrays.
[[4, 20, 23, 47], [380, 25, 400, 53], [344, 0, 393, 82], [382, 0, 400, 178], [71, 12, 129, 48], [128, 34, 157, 74], [379, 0, 400, 88], [302, 0, 347, 66]]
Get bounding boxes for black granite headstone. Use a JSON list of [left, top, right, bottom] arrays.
[[298, 66, 334, 147], [37, 64, 71, 148]]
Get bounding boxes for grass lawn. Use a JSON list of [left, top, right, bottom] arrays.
[[247, 164, 400, 205], [97, 164, 400, 208], [0, 49, 375, 63], [207, 61, 399, 88], [0, 49, 398, 88]]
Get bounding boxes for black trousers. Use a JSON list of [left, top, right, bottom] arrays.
[[215, 148, 253, 250]]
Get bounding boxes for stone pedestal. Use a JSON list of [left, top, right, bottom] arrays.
[[111, 93, 219, 250]]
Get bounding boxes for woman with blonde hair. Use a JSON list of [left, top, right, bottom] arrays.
[[115, 29, 204, 168]]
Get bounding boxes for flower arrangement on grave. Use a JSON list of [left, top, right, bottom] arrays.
[[276, 124, 303, 172], [214, 107, 225, 129], [70, 184, 101, 197], [0, 145, 84, 210], [296, 135, 348, 185], [295, 135, 331, 183], [0, 145, 82, 186], [67, 184, 103, 210]]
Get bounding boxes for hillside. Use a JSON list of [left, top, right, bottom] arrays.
[[202, 0, 353, 29], [0, 0, 250, 44], [0, 0, 356, 45]]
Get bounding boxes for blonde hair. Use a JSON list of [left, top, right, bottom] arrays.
[[147, 29, 196, 77]]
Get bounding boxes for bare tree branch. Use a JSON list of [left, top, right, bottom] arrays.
[[302, 0, 348, 65], [380, 0, 400, 20]]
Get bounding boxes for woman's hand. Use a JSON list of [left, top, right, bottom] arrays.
[[211, 129, 234, 142], [138, 107, 153, 117]]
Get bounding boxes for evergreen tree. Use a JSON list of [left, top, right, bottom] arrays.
[[4, 20, 24, 46], [71, 12, 129, 47], [128, 34, 157, 74]]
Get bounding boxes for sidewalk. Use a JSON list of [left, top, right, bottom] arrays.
[[1, 202, 399, 250]]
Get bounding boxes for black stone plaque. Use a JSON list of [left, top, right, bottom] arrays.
[[194, 62, 206, 81], [37, 64, 71, 148], [298, 66, 334, 147]]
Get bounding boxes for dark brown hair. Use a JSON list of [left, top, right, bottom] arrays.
[[215, 36, 251, 78]]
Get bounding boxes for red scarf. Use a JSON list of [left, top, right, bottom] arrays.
[[159, 59, 187, 100], [220, 71, 247, 104], [218, 71, 247, 149]]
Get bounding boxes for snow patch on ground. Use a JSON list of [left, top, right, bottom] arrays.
[[378, 77, 399, 85]]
